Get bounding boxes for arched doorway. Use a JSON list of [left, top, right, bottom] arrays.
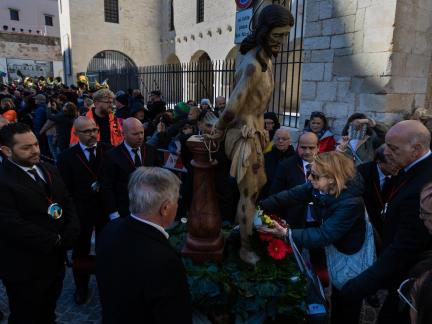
[[161, 53, 183, 105], [189, 51, 214, 103], [86, 50, 138, 91], [87, 50, 137, 72]]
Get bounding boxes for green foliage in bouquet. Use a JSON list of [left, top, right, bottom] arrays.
[[168, 222, 307, 321]]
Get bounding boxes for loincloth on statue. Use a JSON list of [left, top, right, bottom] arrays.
[[224, 125, 269, 184]]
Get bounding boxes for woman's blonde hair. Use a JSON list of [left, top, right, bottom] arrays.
[[313, 151, 355, 197]]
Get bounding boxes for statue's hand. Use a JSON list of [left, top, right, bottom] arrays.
[[204, 128, 224, 141]]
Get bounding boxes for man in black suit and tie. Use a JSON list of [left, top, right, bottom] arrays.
[[96, 167, 192, 324], [357, 144, 399, 237], [269, 132, 319, 228], [342, 120, 432, 324], [0, 122, 79, 324], [57, 116, 112, 305], [101, 117, 159, 220]]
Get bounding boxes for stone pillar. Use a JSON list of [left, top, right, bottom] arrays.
[[182, 135, 224, 263], [300, 0, 432, 131]]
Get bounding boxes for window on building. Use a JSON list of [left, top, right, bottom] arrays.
[[45, 15, 53, 26], [169, 0, 174, 31], [196, 0, 204, 23], [9, 9, 19, 21], [104, 0, 119, 24]]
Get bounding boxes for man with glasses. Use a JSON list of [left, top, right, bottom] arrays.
[[57, 117, 113, 305], [70, 89, 123, 146], [341, 120, 432, 324]]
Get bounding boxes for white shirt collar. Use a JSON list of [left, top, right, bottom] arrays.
[[130, 214, 169, 239], [10, 160, 45, 181], [404, 150, 432, 172], [376, 164, 387, 188], [123, 141, 142, 158], [302, 159, 311, 177], [79, 141, 97, 152]]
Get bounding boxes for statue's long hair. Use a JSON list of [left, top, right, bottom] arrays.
[[240, 4, 294, 72]]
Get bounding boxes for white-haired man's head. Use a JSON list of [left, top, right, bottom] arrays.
[[128, 167, 181, 228]]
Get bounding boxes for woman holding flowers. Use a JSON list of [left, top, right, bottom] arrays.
[[259, 151, 366, 324]]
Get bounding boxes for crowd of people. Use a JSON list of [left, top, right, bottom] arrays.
[[0, 79, 431, 324]]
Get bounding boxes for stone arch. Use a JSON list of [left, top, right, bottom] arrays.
[[189, 50, 214, 103], [163, 53, 183, 105], [86, 50, 137, 72], [86, 50, 138, 92], [166, 53, 181, 65], [225, 46, 238, 62]]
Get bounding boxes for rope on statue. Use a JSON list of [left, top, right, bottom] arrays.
[[203, 128, 224, 162]]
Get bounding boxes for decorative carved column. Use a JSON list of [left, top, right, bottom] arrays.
[[182, 135, 224, 263]]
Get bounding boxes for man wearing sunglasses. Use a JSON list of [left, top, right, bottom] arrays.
[[57, 117, 113, 305], [341, 120, 432, 324]]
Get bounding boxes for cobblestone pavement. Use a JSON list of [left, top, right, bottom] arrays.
[[0, 267, 102, 324], [0, 266, 380, 324]]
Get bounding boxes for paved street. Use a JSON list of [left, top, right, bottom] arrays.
[[0, 266, 102, 324]]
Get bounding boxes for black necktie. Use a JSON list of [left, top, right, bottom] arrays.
[[28, 168, 47, 192], [305, 163, 311, 180], [132, 148, 142, 167], [85, 147, 97, 167], [381, 176, 392, 201]]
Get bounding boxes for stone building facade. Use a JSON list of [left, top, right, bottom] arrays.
[[300, 0, 432, 131], [160, 0, 238, 64], [59, 0, 239, 84], [0, 0, 63, 82], [59, 0, 163, 85]]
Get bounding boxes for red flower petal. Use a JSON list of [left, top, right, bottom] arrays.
[[267, 239, 288, 260]]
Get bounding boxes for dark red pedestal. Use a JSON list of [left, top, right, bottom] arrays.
[[182, 135, 224, 263]]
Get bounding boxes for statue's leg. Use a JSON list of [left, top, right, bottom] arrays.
[[237, 161, 267, 265]]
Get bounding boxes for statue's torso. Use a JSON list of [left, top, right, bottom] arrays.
[[232, 50, 274, 130]]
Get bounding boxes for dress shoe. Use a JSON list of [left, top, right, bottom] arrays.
[[74, 287, 89, 305]]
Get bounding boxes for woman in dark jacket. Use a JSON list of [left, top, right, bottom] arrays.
[[260, 151, 366, 324]]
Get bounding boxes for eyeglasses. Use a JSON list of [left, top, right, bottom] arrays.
[[276, 137, 290, 142], [98, 100, 113, 104], [309, 171, 321, 180], [77, 128, 100, 135], [419, 208, 432, 219], [397, 278, 417, 312]]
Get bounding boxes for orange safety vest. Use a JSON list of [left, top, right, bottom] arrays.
[[70, 109, 123, 146], [2, 110, 17, 123]]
